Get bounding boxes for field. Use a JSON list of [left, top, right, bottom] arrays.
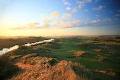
[[0, 36, 120, 80]]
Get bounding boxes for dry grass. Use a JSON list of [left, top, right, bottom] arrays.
[[10, 54, 87, 80], [73, 51, 87, 57]]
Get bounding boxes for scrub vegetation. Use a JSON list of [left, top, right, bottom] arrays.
[[0, 36, 120, 80]]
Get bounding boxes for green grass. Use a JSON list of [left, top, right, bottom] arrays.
[[1, 36, 120, 80], [40, 37, 120, 80]]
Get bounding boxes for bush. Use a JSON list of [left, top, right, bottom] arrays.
[[0, 55, 20, 80]]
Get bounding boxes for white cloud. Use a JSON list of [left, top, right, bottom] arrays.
[[13, 10, 80, 30], [49, 12, 80, 28], [77, 0, 92, 10], [66, 6, 71, 10], [80, 17, 115, 27], [93, 5, 104, 11], [13, 22, 43, 29], [62, 0, 92, 15], [63, 0, 71, 6], [91, 19, 101, 24]]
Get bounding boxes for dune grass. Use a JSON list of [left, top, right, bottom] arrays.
[[0, 36, 120, 80]]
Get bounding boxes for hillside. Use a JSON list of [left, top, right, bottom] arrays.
[[0, 36, 120, 80]]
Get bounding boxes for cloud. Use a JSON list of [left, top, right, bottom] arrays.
[[63, 20, 80, 28], [93, 5, 104, 11], [77, 0, 92, 10], [79, 17, 117, 27], [63, 0, 71, 6], [62, 0, 71, 11], [51, 12, 80, 28], [62, 0, 92, 14], [13, 11, 80, 30], [13, 22, 42, 29], [91, 19, 101, 24], [114, 9, 120, 17], [51, 11, 60, 17], [44, 11, 80, 28], [115, 14, 120, 17], [66, 6, 71, 10]]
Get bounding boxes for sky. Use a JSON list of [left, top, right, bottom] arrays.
[[0, 0, 120, 37]]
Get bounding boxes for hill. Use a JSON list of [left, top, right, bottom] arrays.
[[0, 36, 120, 80]]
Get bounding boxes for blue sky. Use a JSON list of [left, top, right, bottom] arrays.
[[0, 0, 120, 36]]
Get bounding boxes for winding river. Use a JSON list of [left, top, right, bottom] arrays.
[[0, 39, 54, 55]]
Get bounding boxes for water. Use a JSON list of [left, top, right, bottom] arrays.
[[0, 39, 54, 55], [0, 45, 19, 55]]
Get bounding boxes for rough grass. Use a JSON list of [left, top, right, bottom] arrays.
[[0, 55, 20, 80], [0, 36, 120, 80]]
